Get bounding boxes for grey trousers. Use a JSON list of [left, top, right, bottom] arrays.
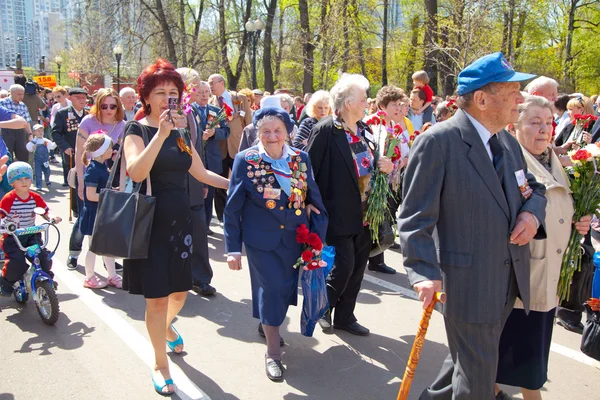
[[420, 271, 518, 400], [190, 204, 213, 285]]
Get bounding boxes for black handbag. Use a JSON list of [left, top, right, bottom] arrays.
[[581, 304, 600, 361], [89, 124, 156, 259], [369, 220, 395, 257]]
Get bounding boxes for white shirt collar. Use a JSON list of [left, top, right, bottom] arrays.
[[257, 142, 296, 160], [464, 111, 493, 145]]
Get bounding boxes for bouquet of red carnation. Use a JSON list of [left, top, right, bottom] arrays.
[[294, 224, 327, 270], [570, 114, 598, 145], [207, 103, 234, 130]]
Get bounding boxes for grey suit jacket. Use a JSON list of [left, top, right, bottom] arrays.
[[398, 109, 547, 324]]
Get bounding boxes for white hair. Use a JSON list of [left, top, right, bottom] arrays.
[[329, 73, 370, 114], [256, 114, 287, 133], [198, 81, 210, 90], [524, 76, 558, 94], [0, 89, 9, 98], [119, 87, 136, 97], [517, 95, 554, 127], [177, 67, 200, 84], [277, 93, 293, 109], [305, 90, 331, 118], [9, 84, 24, 93]]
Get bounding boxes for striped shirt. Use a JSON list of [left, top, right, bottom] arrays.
[[0, 190, 48, 229], [292, 117, 317, 151], [0, 97, 32, 123]]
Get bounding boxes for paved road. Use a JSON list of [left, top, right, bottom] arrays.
[[1, 163, 599, 400]]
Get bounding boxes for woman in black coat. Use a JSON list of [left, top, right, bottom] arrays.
[[307, 73, 393, 336]]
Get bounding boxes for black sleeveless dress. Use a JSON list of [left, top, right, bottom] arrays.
[[122, 122, 193, 298]]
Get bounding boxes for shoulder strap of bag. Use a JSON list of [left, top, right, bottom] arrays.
[[108, 121, 152, 196]]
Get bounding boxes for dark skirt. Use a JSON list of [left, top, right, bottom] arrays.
[[79, 202, 97, 236], [122, 189, 193, 299], [496, 307, 555, 390], [245, 242, 301, 326]]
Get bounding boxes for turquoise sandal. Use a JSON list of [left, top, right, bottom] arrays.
[[166, 325, 184, 353], [151, 372, 175, 396]]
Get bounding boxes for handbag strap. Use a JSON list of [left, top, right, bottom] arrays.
[[107, 121, 152, 196]]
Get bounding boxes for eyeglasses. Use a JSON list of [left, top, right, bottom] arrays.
[[101, 104, 118, 110]]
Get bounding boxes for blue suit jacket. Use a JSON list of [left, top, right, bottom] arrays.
[[224, 146, 328, 253], [192, 103, 230, 174]]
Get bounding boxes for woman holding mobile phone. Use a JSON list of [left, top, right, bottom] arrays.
[[122, 59, 229, 396]]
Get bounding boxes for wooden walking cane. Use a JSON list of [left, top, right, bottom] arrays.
[[397, 291, 446, 400], [68, 154, 73, 222]]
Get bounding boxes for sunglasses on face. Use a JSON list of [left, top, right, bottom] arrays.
[[101, 104, 118, 110]]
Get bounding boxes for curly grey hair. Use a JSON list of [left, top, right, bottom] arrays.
[[329, 73, 370, 114]]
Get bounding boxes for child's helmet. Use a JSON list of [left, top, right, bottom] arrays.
[[7, 162, 33, 185]]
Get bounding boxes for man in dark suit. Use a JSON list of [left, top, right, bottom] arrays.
[[399, 53, 547, 399], [52, 87, 89, 270], [197, 80, 230, 232]]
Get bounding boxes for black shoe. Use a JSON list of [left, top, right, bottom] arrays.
[[318, 309, 332, 332], [368, 263, 397, 274], [0, 285, 12, 297], [265, 358, 285, 382], [334, 321, 370, 336], [207, 229, 215, 235], [46, 182, 52, 188], [66, 256, 78, 270], [194, 283, 216, 296], [62, 183, 69, 187], [557, 318, 584, 334], [496, 390, 512, 400], [257, 323, 285, 346], [390, 242, 401, 250]]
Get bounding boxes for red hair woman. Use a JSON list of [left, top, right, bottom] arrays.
[[121, 59, 229, 395]]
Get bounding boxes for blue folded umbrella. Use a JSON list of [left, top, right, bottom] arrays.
[[300, 245, 335, 337]]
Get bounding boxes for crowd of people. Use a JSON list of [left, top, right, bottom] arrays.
[[0, 52, 598, 398]]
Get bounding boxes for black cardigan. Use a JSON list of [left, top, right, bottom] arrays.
[[306, 116, 375, 237]]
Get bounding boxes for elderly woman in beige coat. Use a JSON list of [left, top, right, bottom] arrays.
[[494, 95, 592, 400]]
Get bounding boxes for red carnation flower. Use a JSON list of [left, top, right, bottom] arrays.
[[371, 116, 381, 125], [391, 146, 401, 162], [296, 224, 310, 243], [393, 124, 403, 136], [307, 233, 323, 250], [223, 103, 234, 118], [301, 250, 314, 262], [572, 149, 591, 161]]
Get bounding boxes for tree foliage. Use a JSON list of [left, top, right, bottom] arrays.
[[59, 0, 600, 95]]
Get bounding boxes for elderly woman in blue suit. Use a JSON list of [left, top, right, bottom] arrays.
[[224, 107, 327, 382]]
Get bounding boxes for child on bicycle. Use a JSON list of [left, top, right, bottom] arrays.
[[0, 162, 62, 296], [80, 134, 121, 289]]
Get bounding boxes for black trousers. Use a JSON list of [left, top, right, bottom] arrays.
[[3, 129, 29, 162], [0, 234, 52, 291], [214, 155, 234, 222], [368, 189, 402, 266], [62, 152, 72, 185], [325, 225, 372, 326], [69, 186, 84, 256], [190, 203, 213, 285]]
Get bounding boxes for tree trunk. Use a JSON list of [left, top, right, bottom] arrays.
[[179, 0, 187, 67], [382, 0, 388, 85], [299, 0, 314, 93], [274, 5, 285, 87], [342, 0, 350, 72], [141, 0, 177, 65], [506, 0, 515, 62], [262, 0, 278, 92], [423, 0, 438, 94], [351, 0, 367, 78], [564, 0, 577, 90], [219, 0, 252, 89], [318, 0, 328, 88], [513, 10, 527, 65], [406, 16, 420, 90], [440, 25, 454, 97]]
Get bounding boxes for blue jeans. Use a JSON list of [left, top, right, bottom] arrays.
[[34, 159, 50, 188]]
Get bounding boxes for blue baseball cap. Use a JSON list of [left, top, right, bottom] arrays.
[[7, 162, 33, 185], [457, 52, 536, 96], [253, 106, 295, 134]]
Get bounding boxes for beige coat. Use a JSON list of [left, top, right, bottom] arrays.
[[209, 91, 252, 160], [515, 147, 574, 312]]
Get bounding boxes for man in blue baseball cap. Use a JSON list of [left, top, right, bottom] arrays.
[[398, 52, 547, 400]]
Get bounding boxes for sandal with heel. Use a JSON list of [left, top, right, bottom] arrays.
[[166, 325, 184, 354]]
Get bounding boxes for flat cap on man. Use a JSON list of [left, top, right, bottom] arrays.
[[69, 87, 87, 96], [457, 52, 536, 96]]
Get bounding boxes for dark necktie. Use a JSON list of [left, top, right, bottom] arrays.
[[199, 106, 206, 126], [488, 134, 504, 183], [218, 96, 224, 108]]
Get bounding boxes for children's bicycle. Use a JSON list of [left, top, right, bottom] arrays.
[[1, 208, 61, 325]]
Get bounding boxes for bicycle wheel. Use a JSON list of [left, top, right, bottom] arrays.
[[35, 280, 59, 325], [13, 287, 28, 304]]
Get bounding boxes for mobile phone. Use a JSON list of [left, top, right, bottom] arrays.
[[168, 97, 179, 110]]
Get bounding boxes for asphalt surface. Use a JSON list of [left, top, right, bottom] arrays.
[[1, 162, 599, 400]]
